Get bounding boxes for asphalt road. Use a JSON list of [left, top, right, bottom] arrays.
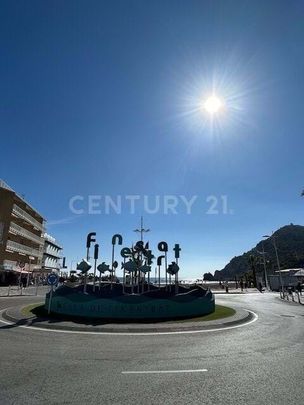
[[0, 292, 303, 405]]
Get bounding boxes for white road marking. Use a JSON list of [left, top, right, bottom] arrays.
[[0, 308, 258, 336], [122, 369, 208, 374]]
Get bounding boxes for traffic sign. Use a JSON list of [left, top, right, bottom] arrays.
[[47, 273, 58, 286]]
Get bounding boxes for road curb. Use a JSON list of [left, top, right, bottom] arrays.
[[1, 304, 255, 334]]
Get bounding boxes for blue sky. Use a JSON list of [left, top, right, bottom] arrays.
[[1, 0, 304, 277]]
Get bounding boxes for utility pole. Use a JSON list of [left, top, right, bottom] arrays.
[[258, 241, 269, 290], [273, 236, 284, 293], [263, 233, 284, 293]]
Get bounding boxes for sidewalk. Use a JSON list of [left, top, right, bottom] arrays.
[[0, 285, 47, 297], [211, 287, 260, 294]]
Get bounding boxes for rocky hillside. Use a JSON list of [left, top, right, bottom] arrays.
[[214, 224, 304, 280]]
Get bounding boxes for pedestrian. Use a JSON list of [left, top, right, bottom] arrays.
[[296, 281, 301, 294], [225, 281, 229, 293]]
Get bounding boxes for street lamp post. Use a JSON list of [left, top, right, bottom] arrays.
[[133, 216, 150, 287], [133, 216, 150, 243], [263, 234, 284, 293]]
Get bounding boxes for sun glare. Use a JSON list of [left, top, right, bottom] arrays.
[[203, 95, 223, 114], [179, 67, 248, 136]]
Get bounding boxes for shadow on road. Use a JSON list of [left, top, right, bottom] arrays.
[[0, 318, 29, 330]]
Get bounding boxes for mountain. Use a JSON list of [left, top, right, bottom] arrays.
[[214, 224, 304, 280]]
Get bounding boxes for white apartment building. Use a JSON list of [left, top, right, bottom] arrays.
[[42, 233, 62, 273]]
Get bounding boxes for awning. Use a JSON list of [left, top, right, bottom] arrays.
[[293, 269, 304, 277], [13, 269, 30, 274]]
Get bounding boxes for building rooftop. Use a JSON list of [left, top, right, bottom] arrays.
[[274, 268, 304, 273], [0, 179, 13, 192], [43, 233, 63, 249], [0, 179, 45, 220]]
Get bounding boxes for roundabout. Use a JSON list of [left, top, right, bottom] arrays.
[[0, 292, 303, 405], [0, 302, 257, 335], [43, 231, 216, 322]]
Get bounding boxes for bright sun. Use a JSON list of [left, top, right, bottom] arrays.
[[203, 95, 223, 114]]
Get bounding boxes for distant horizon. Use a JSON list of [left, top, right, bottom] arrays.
[[3, 174, 303, 277]]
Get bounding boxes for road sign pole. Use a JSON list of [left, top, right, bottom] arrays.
[[48, 286, 53, 315], [46, 273, 59, 313], [19, 270, 22, 289]]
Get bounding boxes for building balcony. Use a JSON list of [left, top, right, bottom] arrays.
[[44, 247, 62, 259], [9, 222, 44, 246], [6, 240, 43, 258], [12, 204, 45, 232], [43, 262, 61, 270]]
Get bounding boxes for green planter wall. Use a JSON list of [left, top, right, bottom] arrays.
[[45, 288, 215, 320]]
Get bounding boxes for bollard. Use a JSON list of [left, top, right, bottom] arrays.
[[7, 285, 11, 296]]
